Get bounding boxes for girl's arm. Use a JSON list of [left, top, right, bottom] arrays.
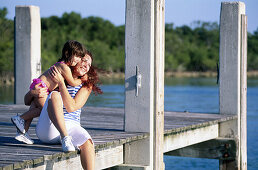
[[58, 63, 82, 86], [50, 66, 92, 112]]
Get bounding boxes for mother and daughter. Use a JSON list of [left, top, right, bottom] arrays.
[[11, 40, 102, 170]]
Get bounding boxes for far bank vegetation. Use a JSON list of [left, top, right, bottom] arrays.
[[1, 8, 258, 84]]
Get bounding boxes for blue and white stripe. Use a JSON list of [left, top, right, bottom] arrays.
[[63, 84, 83, 125]]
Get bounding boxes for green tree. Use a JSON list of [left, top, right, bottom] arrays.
[[1, 9, 258, 76], [0, 8, 14, 73], [248, 28, 258, 70]]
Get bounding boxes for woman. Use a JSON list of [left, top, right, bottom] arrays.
[[26, 51, 102, 170]]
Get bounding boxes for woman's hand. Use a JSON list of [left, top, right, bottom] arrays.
[[31, 83, 48, 98], [25, 83, 48, 105], [49, 65, 64, 84]]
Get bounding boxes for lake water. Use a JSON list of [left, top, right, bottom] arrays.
[[0, 77, 257, 170]]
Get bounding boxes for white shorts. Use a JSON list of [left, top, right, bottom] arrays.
[[36, 91, 93, 149]]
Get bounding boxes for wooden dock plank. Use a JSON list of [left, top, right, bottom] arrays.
[[0, 105, 236, 169]]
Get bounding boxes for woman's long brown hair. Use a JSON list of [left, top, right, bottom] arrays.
[[82, 50, 103, 95]]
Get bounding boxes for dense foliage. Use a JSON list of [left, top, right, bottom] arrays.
[[0, 8, 258, 74], [0, 8, 14, 74]]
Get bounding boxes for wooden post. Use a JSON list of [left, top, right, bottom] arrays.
[[15, 6, 41, 104], [124, 0, 164, 169], [154, 0, 165, 170], [219, 2, 247, 169], [125, 0, 154, 168], [240, 14, 247, 170]]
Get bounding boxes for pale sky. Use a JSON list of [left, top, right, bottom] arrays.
[[1, 0, 257, 33]]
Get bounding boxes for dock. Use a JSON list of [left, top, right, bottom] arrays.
[[0, 105, 237, 169], [7, 1, 247, 169]]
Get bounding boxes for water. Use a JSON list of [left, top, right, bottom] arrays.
[[1, 77, 257, 169], [0, 85, 14, 104]]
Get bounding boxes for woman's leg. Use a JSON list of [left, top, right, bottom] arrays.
[[47, 91, 68, 138], [79, 140, 95, 170], [46, 91, 75, 152], [36, 92, 61, 144]]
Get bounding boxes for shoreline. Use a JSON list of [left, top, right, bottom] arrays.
[[1, 71, 258, 85], [99, 70, 258, 79]]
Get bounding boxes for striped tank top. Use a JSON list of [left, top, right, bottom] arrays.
[[63, 84, 83, 124]]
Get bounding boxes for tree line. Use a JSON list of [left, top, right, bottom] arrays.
[[0, 7, 258, 75]]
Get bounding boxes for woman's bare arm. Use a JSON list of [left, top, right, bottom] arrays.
[[50, 65, 92, 112], [58, 81, 92, 112]]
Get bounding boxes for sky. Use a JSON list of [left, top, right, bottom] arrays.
[[1, 0, 258, 33]]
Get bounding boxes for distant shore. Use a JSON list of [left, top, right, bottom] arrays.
[[1, 71, 258, 85], [99, 70, 258, 79]]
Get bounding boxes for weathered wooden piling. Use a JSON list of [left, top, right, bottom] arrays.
[[152, 1, 247, 170], [219, 2, 247, 169], [15, 6, 41, 104], [153, 0, 165, 169], [124, 0, 165, 169]]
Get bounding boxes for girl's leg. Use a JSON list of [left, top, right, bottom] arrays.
[[79, 140, 95, 170], [12, 101, 40, 133], [20, 107, 39, 120], [19, 101, 41, 132], [24, 118, 32, 132], [20, 96, 47, 121], [47, 91, 68, 138], [19, 95, 46, 132]]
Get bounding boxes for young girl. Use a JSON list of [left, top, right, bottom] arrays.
[[11, 40, 87, 144]]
